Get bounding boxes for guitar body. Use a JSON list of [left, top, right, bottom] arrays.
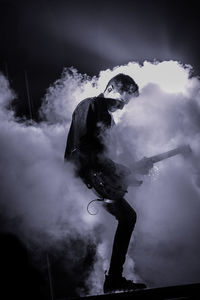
[[88, 170, 128, 200]]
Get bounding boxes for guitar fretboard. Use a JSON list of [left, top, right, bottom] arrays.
[[149, 145, 191, 163]]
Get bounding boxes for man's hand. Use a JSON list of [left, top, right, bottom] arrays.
[[133, 157, 154, 175]]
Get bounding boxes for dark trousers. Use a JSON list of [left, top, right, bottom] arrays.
[[103, 198, 137, 277]]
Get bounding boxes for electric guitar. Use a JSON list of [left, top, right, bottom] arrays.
[[87, 144, 192, 200]]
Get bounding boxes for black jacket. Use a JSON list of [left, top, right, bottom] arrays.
[[64, 94, 114, 178]]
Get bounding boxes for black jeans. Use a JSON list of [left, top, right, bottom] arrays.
[[103, 198, 137, 277]]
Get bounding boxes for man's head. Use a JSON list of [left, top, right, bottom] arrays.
[[103, 73, 139, 112]]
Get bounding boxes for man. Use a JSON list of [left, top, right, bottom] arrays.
[[65, 73, 153, 293]]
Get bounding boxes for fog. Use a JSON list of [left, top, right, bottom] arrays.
[[1, 61, 200, 295]]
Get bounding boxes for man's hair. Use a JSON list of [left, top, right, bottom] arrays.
[[105, 73, 139, 94]]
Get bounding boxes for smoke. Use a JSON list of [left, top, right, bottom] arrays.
[[0, 70, 105, 296], [103, 61, 200, 288], [1, 61, 200, 295]]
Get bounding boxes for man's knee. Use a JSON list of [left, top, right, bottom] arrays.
[[127, 208, 137, 226], [120, 207, 137, 228]]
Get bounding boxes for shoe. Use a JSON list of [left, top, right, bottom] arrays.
[[103, 274, 146, 293]]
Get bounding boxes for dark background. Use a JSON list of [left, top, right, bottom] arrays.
[[1, 0, 200, 118]]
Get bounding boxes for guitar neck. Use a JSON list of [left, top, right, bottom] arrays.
[[149, 147, 184, 163]]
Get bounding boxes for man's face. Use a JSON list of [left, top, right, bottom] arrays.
[[108, 99, 125, 112], [119, 90, 137, 104], [105, 84, 139, 112], [109, 90, 139, 112]]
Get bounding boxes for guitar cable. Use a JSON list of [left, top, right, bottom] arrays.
[[87, 198, 104, 215]]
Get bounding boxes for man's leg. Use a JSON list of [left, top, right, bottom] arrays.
[[103, 198, 136, 277], [103, 198, 146, 292]]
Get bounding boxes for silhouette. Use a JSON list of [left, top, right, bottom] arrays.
[[65, 74, 153, 293]]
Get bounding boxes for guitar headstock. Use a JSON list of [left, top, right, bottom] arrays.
[[178, 144, 192, 156]]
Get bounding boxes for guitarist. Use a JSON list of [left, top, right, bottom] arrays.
[[64, 73, 153, 293]]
